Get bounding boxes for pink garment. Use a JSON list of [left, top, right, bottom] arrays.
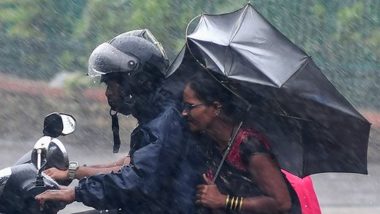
[[282, 170, 322, 214], [226, 128, 321, 214]]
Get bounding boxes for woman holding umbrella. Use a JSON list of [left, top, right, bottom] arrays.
[[181, 71, 301, 214]]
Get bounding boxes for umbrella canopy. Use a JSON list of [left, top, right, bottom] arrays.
[[166, 3, 371, 177]]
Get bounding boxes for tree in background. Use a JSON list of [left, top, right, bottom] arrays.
[[0, 0, 379, 108], [0, 0, 86, 79]]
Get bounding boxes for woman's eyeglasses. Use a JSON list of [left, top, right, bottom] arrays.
[[182, 103, 205, 112]]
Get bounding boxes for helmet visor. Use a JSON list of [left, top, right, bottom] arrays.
[[88, 43, 140, 77]]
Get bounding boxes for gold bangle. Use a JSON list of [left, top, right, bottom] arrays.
[[235, 196, 240, 211], [226, 195, 244, 211], [234, 197, 239, 211], [239, 197, 244, 211], [230, 196, 236, 210], [234, 196, 239, 210], [225, 195, 230, 209]]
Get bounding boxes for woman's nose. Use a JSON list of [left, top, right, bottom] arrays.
[[181, 109, 188, 117]]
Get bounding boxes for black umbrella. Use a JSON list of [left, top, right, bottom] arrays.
[[167, 3, 371, 178]]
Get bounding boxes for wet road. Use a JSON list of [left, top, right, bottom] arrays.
[[1, 139, 379, 214], [313, 163, 380, 214]]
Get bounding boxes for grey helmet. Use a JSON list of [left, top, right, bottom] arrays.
[[88, 29, 169, 78], [87, 29, 169, 153]]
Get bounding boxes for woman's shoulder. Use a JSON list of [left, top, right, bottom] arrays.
[[236, 128, 273, 164], [238, 128, 271, 150]]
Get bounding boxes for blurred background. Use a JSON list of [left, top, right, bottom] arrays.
[[0, 0, 379, 213]]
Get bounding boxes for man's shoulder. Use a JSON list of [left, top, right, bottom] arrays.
[[136, 102, 183, 136], [148, 102, 182, 125]]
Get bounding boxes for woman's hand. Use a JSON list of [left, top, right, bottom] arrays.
[[195, 174, 226, 209], [35, 187, 75, 205], [43, 167, 69, 181]]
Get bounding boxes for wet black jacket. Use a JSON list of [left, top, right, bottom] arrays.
[[75, 97, 204, 213]]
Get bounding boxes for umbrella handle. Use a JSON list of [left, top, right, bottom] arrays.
[[212, 121, 244, 183]]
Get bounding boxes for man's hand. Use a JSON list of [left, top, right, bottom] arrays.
[[35, 187, 75, 205], [43, 167, 69, 181], [195, 174, 226, 209]]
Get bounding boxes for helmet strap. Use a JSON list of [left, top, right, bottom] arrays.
[[109, 109, 121, 153]]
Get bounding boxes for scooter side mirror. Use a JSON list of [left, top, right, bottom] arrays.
[[60, 114, 76, 135], [43, 112, 76, 137]]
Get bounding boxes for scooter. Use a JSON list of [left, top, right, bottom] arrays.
[[0, 112, 76, 214]]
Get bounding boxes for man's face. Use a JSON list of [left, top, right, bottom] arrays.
[[105, 80, 133, 115]]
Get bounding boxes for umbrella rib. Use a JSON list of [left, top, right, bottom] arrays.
[[280, 56, 311, 88], [229, 4, 250, 43], [283, 58, 368, 122], [224, 4, 250, 76]]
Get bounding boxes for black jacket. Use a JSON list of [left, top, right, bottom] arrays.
[[75, 98, 204, 213]]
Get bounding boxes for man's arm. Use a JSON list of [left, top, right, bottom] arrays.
[[75, 109, 185, 210], [88, 155, 130, 168], [44, 156, 131, 180], [38, 108, 185, 210]]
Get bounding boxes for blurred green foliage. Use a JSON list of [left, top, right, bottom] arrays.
[[63, 71, 93, 93], [0, 0, 379, 108]]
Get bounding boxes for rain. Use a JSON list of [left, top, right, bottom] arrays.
[[0, 0, 379, 213]]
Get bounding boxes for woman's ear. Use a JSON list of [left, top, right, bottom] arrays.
[[213, 101, 222, 116]]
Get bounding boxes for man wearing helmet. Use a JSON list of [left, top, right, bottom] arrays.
[[43, 29, 168, 181], [35, 29, 204, 214]]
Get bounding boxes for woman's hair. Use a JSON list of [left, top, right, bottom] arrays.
[[187, 71, 245, 123]]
